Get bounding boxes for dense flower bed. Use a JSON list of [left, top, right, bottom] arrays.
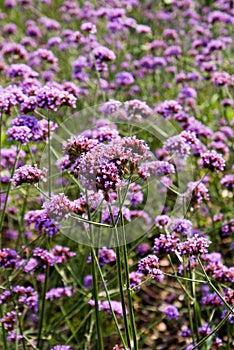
[[0, 0, 233, 349]]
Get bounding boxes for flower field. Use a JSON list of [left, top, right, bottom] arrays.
[[0, 0, 233, 349]]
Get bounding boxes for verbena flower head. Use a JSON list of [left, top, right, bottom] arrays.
[[163, 130, 199, 158], [92, 46, 116, 71], [0, 248, 19, 268], [11, 165, 47, 187], [212, 71, 231, 86], [138, 160, 175, 180], [124, 99, 152, 119], [138, 254, 164, 281], [155, 215, 171, 229], [129, 271, 144, 289], [77, 136, 150, 198], [50, 347, 72, 350], [153, 233, 179, 254], [177, 234, 211, 255], [87, 247, 116, 267], [162, 305, 179, 320], [115, 71, 135, 86], [199, 150, 225, 172], [170, 218, 193, 236], [0, 146, 26, 170], [36, 85, 77, 111], [11, 115, 58, 142], [24, 209, 60, 237], [51, 246, 76, 264], [155, 100, 182, 118], [46, 286, 75, 300], [220, 174, 234, 190], [186, 181, 210, 210], [7, 125, 32, 145], [42, 194, 71, 219]]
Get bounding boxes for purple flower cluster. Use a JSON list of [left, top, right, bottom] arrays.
[[0, 0, 234, 347], [170, 218, 193, 237], [163, 131, 199, 158], [153, 233, 179, 254], [138, 160, 175, 179], [89, 299, 127, 318], [46, 286, 75, 300], [87, 247, 116, 267], [155, 100, 182, 118], [138, 254, 164, 281], [185, 181, 210, 210], [24, 209, 60, 237], [162, 305, 179, 320], [177, 234, 211, 255], [8, 115, 58, 143], [155, 215, 171, 229], [199, 150, 225, 172], [11, 164, 47, 187]]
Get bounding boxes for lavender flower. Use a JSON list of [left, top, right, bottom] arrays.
[[170, 218, 193, 236], [138, 160, 175, 179], [200, 150, 225, 172], [7, 125, 32, 145], [155, 100, 182, 118], [11, 165, 47, 187], [155, 215, 171, 229], [115, 72, 135, 86], [186, 181, 210, 210], [220, 174, 234, 190], [42, 194, 71, 219], [87, 247, 116, 267], [129, 271, 144, 289], [138, 254, 164, 281], [51, 246, 76, 264], [153, 233, 179, 254], [162, 305, 179, 320], [36, 85, 77, 111], [177, 234, 211, 255], [46, 286, 75, 300], [50, 347, 72, 350], [0, 249, 19, 268]]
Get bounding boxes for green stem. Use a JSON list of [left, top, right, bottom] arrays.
[[0, 144, 21, 243], [109, 205, 131, 349], [37, 266, 49, 348], [122, 235, 138, 350], [197, 256, 234, 314], [190, 309, 232, 350], [91, 247, 128, 349], [0, 305, 8, 350], [118, 190, 138, 350], [190, 268, 200, 341], [86, 191, 104, 350], [90, 248, 104, 350]]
